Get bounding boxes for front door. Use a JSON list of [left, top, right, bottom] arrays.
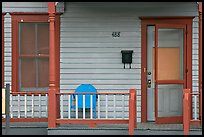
[[147, 24, 187, 124]]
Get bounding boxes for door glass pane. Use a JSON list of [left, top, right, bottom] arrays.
[[158, 29, 184, 80], [158, 84, 183, 117]]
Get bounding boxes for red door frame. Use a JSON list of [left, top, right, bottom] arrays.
[[10, 12, 61, 93], [155, 24, 187, 124], [140, 17, 194, 123]]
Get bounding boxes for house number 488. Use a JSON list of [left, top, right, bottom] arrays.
[[112, 32, 120, 37]]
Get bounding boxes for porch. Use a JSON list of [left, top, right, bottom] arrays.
[[2, 85, 202, 135], [2, 122, 202, 135]]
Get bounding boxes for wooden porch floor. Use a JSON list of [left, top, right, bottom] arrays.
[[2, 122, 201, 130]]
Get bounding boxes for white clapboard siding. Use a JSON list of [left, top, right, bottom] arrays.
[[2, 2, 64, 13], [3, 2, 199, 122]]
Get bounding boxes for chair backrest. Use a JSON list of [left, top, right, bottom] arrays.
[[75, 84, 97, 108]]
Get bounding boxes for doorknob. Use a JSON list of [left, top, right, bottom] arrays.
[[148, 79, 151, 88]]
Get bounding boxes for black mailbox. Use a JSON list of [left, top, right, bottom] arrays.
[[121, 50, 133, 69]]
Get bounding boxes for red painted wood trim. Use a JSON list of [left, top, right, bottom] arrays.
[[156, 116, 183, 124], [129, 89, 136, 135], [186, 20, 193, 119], [55, 15, 61, 119], [140, 17, 193, 123], [48, 2, 57, 129], [183, 89, 190, 135], [157, 80, 184, 84], [11, 92, 48, 96], [48, 2, 56, 14], [56, 92, 130, 95], [141, 21, 147, 123], [19, 55, 49, 58], [9, 12, 63, 15], [190, 120, 201, 125], [139, 16, 195, 20], [56, 119, 129, 124], [2, 118, 48, 122], [155, 24, 158, 123], [12, 18, 18, 93], [2, 14, 5, 88]]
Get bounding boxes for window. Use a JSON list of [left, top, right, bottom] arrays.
[[19, 23, 49, 91], [11, 13, 60, 92]]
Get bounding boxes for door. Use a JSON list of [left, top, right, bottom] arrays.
[[147, 24, 187, 124]]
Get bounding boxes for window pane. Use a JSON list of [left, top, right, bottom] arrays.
[[19, 23, 36, 55], [38, 58, 49, 88], [37, 23, 49, 55], [157, 28, 184, 80], [158, 84, 183, 117], [20, 58, 36, 88]]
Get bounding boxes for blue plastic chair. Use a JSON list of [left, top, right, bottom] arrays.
[[70, 84, 97, 118]]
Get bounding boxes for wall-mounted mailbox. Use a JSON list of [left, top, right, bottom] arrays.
[[121, 50, 133, 69]]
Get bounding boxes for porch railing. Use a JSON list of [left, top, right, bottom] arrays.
[[2, 84, 137, 134], [183, 89, 201, 135], [2, 91, 48, 122], [54, 89, 137, 135]]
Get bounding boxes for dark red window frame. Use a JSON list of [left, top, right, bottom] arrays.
[[11, 13, 60, 92]]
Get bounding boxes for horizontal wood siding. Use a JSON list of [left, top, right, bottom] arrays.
[[60, 2, 198, 122], [4, 14, 12, 88], [2, 2, 64, 13], [192, 16, 199, 119]]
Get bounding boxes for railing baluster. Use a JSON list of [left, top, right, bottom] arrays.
[[106, 95, 108, 119], [90, 95, 93, 119], [18, 94, 20, 118], [61, 95, 64, 119], [45, 94, 48, 117], [68, 95, 71, 119], [24, 94, 27, 118], [122, 94, 124, 119], [83, 95, 85, 119], [76, 95, 78, 119], [98, 95, 100, 119], [10, 94, 13, 118], [114, 95, 116, 119], [194, 95, 197, 120], [39, 94, 41, 118], [32, 94, 34, 118]]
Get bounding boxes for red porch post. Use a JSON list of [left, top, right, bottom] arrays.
[[48, 2, 57, 128], [183, 89, 191, 135], [198, 2, 202, 126], [129, 89, 136, 135]]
